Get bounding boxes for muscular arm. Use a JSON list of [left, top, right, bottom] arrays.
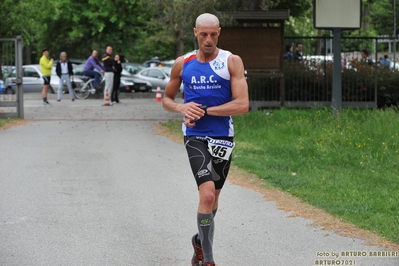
[[206, 54, 249, 116], [162, 56, 205, 122]]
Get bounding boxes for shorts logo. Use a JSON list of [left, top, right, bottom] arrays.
[[197, 169, 209, 178], [213, 159, 224, 164]]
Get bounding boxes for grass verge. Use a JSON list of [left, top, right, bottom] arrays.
[[0, 118, 26, 130], [161, 108, 399, 244]]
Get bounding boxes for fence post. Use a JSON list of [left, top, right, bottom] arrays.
[[332, 29, 342, 114], [15, 35, 24, 118], [374, 38, 378, 109]]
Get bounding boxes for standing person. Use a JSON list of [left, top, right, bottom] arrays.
[[162, 13, 249, 266], [361, 49, 373, 66], [284, 44, 294, 61], [83, 50, 104, 90], [39, 48, 54, 106], [55, 52, 75, 101], [102, 46, 114, 105], [294, 42, 303, 62], [380, 54, 391, 69], [112, 54, 122, 104]]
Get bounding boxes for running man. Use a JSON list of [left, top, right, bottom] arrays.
[[162, 13, 249, 266], [39, 48, 54, 106]]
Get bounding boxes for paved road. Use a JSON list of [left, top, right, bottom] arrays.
[[1, 94, 398, 266]]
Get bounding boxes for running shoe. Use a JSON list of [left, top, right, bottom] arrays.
[[191, 234, 203, 266], [43, 101, 52, 106], [202, 262, 217, 266]]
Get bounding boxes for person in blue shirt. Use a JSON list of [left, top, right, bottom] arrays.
[[380, 54, 391, 69], [83, 50, 104, 88], [162, 13, 249, 266]]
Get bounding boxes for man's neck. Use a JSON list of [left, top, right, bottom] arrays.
[[196, 48, 219, 63]]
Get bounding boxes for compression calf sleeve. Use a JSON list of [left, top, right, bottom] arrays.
[[197, 212, 214, 262]]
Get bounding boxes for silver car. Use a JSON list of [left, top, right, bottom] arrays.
[[4, 64, 83, 94], [134, 66, 183, 91]]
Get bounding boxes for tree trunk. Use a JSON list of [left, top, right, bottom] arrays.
[[24, 45, 31, 65], [176, 29, 185, 57], [363, 4, 370, 31], [316, 29, 323, 55]]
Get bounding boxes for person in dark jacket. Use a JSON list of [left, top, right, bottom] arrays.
[[294, 42, 303, 62], [284, 44, 294, 61], [55, 52, 75, 101], [102, 46, 115, 105], [112, 54, 122, 103]]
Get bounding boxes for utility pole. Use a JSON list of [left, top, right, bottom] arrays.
[[394, 0, 397, 69]]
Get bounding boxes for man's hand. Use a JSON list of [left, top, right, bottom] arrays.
[[177, 102, 205, 121], [184, 117, 196, 128]]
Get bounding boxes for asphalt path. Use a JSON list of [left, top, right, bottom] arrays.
[[0, 93, 398, 266]]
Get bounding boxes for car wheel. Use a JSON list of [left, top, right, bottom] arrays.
[[5, 87, 14, 94]]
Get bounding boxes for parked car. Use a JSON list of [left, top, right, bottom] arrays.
[[161, 60, 175, 67], [4, 64, 84, 94], [122, 63, 146, 75], [0, 79, 5, 94], [143, 58, 162, 67], [1, 65, 13, 79], [72, 64, 152, 92], [134, 66, 183, 91]]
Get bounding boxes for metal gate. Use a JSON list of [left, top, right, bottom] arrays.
[[0, 36, 23, 118]]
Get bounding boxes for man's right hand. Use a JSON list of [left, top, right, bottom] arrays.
[[177, 102, 205, 121]]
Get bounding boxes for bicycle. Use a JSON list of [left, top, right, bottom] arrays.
[[73, 75, 105, 99]]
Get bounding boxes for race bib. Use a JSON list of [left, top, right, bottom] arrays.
[[206, 137, 235, 160]]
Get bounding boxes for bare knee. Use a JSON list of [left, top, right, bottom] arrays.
[[198, 182, 216, 211]]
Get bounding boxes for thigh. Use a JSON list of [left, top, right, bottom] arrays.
[[184, 136, 214, 188]]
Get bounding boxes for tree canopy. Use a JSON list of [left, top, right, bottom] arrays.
[[0, 0, 397, 64]]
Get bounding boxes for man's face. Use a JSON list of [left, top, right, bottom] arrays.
[[106, 47, 113, 55], [92, 51, 98, 58], [194, 24, 220, 55], [297, 44, 303, 52], [61, 54, 67, 62]]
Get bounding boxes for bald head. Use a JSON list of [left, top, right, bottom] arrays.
[[195, 13, 219, 28]]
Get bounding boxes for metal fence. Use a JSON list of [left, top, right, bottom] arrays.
[[249, 36, 399, 109], [0, 36, 23, 118]]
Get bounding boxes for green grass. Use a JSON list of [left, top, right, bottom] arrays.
[[163, 108, 399, 243], [0, 118, 15, 128]]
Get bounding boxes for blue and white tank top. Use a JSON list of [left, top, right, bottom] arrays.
[[181, 48, 233, 137]]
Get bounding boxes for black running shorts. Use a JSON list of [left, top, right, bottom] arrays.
[[43, 76, 51, 85], [184, 136, 233, 190]]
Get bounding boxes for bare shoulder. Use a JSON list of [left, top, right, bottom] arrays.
[[228, 54, 245, 76], [170, 55, 184, 77]]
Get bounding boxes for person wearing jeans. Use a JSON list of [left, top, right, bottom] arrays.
[[55, 52, 75, 101], [83, 50, 104, 88]]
